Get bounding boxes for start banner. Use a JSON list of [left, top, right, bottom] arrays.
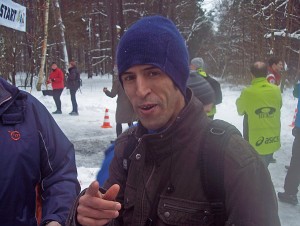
[[0, 0, 26, 32]]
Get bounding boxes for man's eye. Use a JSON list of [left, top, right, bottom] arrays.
[[122, 74, 135, 82], [148, 71, 161, 77]]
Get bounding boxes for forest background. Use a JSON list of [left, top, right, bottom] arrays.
[[0, 0, 300, 90]]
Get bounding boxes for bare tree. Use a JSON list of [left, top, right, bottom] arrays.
[[36, 0, 50, 91], [52, 0, 69, 73]]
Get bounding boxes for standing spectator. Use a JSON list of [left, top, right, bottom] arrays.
[[68, 16, 280, 226], [267, 57, 284, 86], [47, 62, 64, 114], [103, 65, 136, 137], [278, 82, 300, 205], [187, 69, 215, 113], [67, 60, 80, 116], [0, 77, 80, 226], [236, 61, 282, 167], [267, 57, 284, 163], [190, 57, 222, 118]]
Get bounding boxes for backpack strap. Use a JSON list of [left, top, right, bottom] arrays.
[[200, 119, 242, 223]]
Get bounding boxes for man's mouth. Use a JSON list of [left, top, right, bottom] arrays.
[[139, 104, 157, 111]]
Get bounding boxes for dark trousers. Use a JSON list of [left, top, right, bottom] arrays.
[[284, 127, 300, 195], [52, 89, 63, 111], [116, 122, 133, 137], [70, 89, 78, 113]]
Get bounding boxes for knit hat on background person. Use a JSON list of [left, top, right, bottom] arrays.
[[191, 57, 205, 69], [187, 72, 215, 105], [117, 15, 190, 97]]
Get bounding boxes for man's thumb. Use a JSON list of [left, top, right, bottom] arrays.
[[85, 181, 102, 198], [103, 184, 120, 201]]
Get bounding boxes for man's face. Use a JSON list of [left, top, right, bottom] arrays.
[[51, 64, 57, 70], [189, 64, 196, 71], [273, 61, 283, 72], [121, 65, 185, 131]]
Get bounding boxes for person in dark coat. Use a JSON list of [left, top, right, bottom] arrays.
[[190, 57, 222, 119], [68, 16, 280, 226], [47, 62, 65, 114], [103, 66, 136, 137], [67, 60, 80, 115], [187, 70, 215, 113], [0, 77, 80, 226]]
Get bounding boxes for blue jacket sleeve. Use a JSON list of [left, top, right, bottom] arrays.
[[30, 96, 81, 225], [97, 143, 115, 186]]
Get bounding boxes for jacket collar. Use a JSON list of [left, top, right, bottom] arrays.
[[251, 77, 268, 85], [0, 78, 25, 124], [0, 80, 12, 107]]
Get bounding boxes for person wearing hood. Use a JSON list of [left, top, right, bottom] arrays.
[[0, 77, 80, 226]]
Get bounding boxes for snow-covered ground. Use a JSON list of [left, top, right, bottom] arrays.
[[24, 74, 299, 225]]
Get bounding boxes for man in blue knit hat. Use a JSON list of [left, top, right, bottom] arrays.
[[69, 16, 280, 226]]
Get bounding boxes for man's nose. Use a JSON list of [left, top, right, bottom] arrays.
[[136, 76, 151, 98]]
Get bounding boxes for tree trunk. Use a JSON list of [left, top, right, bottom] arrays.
[[117, 0, 125, 37], [280, 0, 293, 92], [270, 2, 275, 55], [107, 0, 117, 70], [52, 0, 69, 73], [36, 0, 50, 91]]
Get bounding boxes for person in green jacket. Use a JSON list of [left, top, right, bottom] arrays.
[[236, 61, 282, 167]]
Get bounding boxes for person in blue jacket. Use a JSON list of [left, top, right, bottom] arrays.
[[278, 82, 300, 205], [0, 77, 80, 226], [96, 142, 115, 186]]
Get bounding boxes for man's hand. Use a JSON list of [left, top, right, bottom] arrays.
[[77, 181, 121, 226], [103, 87, 108, 92]]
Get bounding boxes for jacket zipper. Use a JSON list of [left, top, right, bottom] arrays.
[[140, 163, 156, 225]]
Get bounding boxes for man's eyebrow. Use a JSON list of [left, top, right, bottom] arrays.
[[121, 71, 133, 75], [122, 66, 159, 75]]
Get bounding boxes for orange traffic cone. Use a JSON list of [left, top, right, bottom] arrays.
[[289, 108, 297, 127], [101, 108, 112, 128]]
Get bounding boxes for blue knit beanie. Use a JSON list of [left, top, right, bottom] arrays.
[[117, 15, 189, 97]]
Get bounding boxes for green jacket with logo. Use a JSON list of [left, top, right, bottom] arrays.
[[236, 77, 282, 155]]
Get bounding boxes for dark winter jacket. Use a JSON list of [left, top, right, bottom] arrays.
[[192, 69, 222, 117], [67, 66, 80, 90], [187, 71, 215, 105], [48, 67, 65, 89], [104, 79, 136, 124], [0, 78, 80, 226], [294, 83, 300, 128], [68, 89, 280, 226]]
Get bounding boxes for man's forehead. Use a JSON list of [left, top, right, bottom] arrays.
[[124, 65, 161, 73]]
